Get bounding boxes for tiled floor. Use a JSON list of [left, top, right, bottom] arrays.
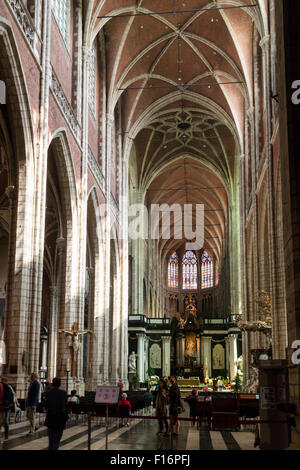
[[1, 411, 258, 451]]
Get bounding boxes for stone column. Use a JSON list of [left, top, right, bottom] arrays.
[[144, 336, 149, 382], [228, 334, 238, 381], [162, 336, 171, 377], [196, 335, 201, 366], [39, 330, 48, 381], [137, 333, 145, 383], [131, 190, 146, 316], [176, 335, 181, 367], [202, 337, 212, 378], [225, 336, 230, 377], [47, 286, 58, 380], [176, 333, 185, 368]]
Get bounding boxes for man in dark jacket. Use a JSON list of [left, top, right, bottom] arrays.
[[45, 377, 68, 450], [185, 388, 198, 426], [26, 372, 41, 435], [166, 375, 181, 436]]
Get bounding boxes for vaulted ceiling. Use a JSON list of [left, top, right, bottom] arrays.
[[85, 0, 268, 265]]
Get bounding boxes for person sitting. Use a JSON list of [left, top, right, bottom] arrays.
[[184, 388, 198, 426], [68, 390, 79, 403], [118, 393, 131, 427], [143, 386, 153, 411]]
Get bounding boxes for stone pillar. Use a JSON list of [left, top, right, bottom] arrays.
[[228, 334, 238, 381], [196, 335, 201, 366], [47, 286, 58, 380], [202, 337, 212, 378], [162, 336, 171, 377], [131, 190, 146, 316], [137, 333, 145, 383], [39, 331, 48, 381], [225, 336, 230, 377], [176, 335, 181, 367], [144, 336, 149, 382], [176, 333, 185, 368]]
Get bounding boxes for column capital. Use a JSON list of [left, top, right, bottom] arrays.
[[246, 106, 255, 122], [56, 237, 66, 255], [5, 185, 16, 201], [82, 45, 92, 60], [136, 332, 146, 339], [87, 267, 95, 277], [106, 113, 114, 125], [49, 285, 58, 296], [162, 336, 171, 344], [259, 35, 270, 51]]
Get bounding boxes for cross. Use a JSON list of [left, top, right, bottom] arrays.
[[58, 322, 93, 376]]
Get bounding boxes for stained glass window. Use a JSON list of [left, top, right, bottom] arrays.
[[168, 252, 179, 288], [201, 251, 214, 289], [182, 251, 197, 290]]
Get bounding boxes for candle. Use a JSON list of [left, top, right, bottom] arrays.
[[66, 358, 70, 371]]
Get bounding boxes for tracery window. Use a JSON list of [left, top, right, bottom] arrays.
[[182, 251, 197, 290], [88, 43, 96, 115], [201, 251, 214, 289], [168, 252, 179, 288], [52, 0, 69, 42]]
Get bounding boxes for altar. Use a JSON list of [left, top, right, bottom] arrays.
[[170, 295, 242, 382], [177, 377, 201, 397]]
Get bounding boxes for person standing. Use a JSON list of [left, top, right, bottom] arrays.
[[44, 377, 68, 450], [118, 393, 132, 427], [185, 388, 198, 426], [0, 377, 14, 443], [26, 372, 41, 435], [155, 379, 168, 436], [166, 375, 181, 437], [1, 378, 15, 439]]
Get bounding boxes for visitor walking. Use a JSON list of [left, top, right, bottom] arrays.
[[166, 375, 181, 437], [26, 373, 41, 435], [155, 379, 168, 436], [44, 377, 68, 450]]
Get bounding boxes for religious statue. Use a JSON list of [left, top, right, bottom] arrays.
[[235, 355, 243, 376], [58, 322, 94, 376], [184, 294, 197, 318], [128, 351, 137, 373], [178, 315, 187, 329]]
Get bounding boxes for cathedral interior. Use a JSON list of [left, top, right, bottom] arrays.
[[0, 0, 300, 452]]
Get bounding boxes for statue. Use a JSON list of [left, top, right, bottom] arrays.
[[178, 315, 187, 329], [184, 294, 197, 318], [235, 355, 243, 376], [58, 322, 94, 376], [128, 351, 137, 372]]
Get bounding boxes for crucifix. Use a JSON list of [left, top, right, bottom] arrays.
[[58, 322, 93, 377]]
